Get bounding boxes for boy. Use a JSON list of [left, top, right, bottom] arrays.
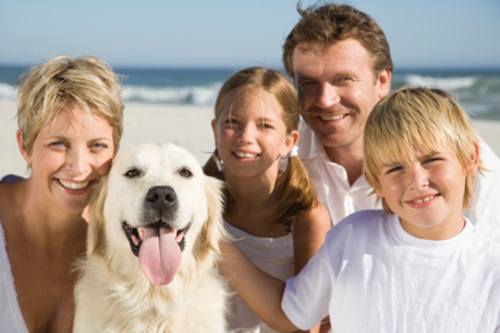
[[220, 87, 500, 332]]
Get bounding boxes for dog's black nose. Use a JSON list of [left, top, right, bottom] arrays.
[[146, 186, 177, 208]]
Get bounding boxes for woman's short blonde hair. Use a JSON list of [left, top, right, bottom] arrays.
[[17, 56, 124, 153], [363, 87, 480, 212]]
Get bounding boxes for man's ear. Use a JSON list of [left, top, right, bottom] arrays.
[[376, 69, 392, 100], [466, 141, 480, 176], [16, 130, 32, 165]]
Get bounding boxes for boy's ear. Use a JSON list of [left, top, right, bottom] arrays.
[[16, 130, 32, 165], [466, 141, 480, 176]]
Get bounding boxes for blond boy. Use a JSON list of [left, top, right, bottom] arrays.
[[220, 87, 500, 332]]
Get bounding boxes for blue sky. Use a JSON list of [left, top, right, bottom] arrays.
[[1, 0, 499, 69]]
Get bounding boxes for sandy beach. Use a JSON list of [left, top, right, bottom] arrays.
[[1, 99, 499, 177]]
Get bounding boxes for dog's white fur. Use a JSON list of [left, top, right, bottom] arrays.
[[73, 143, 227, 333]]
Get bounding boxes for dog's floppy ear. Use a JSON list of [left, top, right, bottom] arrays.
[[87, 176, 109, 257], [194, 175, 226, 261]]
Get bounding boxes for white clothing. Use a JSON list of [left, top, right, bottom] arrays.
[[0, 221, 29, 333], [282, 210, 500, 332], [298, 120, 500, 240], [298, 119, 379, 225], [225, 222, 294, 333]]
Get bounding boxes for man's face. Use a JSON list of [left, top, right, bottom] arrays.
[[292, 39, 391, 157]]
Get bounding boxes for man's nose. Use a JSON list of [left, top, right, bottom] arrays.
[[316, 83, 340, 110]]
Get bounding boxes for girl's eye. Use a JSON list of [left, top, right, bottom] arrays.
[[223, 118, 239, 128], [257, 122, 273, 129]]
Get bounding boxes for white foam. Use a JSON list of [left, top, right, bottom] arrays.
[[0, 83, 17, 100], [405, 75, 476, 90], [122, 82, 221, 105]]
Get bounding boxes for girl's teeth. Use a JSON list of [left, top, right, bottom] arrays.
[[59, 180, 90, 190], [236, 152, 256, 158]]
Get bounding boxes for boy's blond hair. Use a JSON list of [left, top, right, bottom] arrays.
[[363, 87, 480, 212], [17, 56, 124, 154]]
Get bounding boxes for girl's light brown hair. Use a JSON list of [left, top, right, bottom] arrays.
[[363, 87, 480, 212], [204, 67, 318, 228]]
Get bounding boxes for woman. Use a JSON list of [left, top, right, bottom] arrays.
[[0, 56, 123, 333]]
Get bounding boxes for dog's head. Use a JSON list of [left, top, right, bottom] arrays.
[[87, 143, 224, 286]]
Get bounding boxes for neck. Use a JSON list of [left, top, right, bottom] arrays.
[[324, 142, 364, 186], [14, 179, 86, 256], [223, 168, 278, 211]]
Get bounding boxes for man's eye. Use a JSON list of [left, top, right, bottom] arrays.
[[124, 168, 142, 178]]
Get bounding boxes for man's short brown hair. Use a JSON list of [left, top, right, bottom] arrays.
[[283, 3, 393, 78]]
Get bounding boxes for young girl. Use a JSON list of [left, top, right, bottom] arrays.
[[0, 56, 123, 333], [205, 67, 331, 333]]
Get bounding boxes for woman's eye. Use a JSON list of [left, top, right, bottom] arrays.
[[48, 141, 67, 150], [90, 142, 108, 152], [124, 168, 142, 178]]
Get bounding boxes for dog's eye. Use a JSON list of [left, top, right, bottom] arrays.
[[124, 168, 142, 178], [178, 167, 193, 178]]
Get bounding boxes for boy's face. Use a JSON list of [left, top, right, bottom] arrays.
[[375, 148, 470, 240]]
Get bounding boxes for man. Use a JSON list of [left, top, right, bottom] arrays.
[[282, 3, 500, 239]]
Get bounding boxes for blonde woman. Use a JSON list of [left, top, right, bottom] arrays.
[[0, 56, 123, 333]]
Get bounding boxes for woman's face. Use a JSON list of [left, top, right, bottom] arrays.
[[22, 104, 115, 214]]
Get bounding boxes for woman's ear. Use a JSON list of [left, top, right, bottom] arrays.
[[16, 130, 32, 165]]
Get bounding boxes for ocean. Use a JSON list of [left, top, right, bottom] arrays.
[[1, 65, 499, 120]]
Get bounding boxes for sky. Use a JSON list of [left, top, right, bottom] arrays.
[[1, 0, 499, 69]]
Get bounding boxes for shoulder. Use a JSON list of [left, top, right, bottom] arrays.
[[295, 204, 331, 230], [326, 209, 389, 243]]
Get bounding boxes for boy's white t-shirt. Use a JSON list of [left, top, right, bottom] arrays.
[[282, 210, 500, 332]]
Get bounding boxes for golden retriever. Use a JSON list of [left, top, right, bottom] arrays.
[[73, 143, 227, 332]]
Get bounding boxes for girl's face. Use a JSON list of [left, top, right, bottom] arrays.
[[19, 104, 115, 214], [212, 87, 298, 180]]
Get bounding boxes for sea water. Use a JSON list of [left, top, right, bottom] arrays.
[[1, 65, 499, 120]]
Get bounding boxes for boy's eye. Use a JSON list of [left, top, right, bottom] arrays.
[[386, 165, 403, 174], [422, 156, 443, 164]]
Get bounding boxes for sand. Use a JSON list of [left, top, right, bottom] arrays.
[[1, 100, 499, 177]]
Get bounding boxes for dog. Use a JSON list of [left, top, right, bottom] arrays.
[[73, 143, 227, 332]]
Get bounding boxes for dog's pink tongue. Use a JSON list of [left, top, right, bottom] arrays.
[[138, 228, 182, 285]]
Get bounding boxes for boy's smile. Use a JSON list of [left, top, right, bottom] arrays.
[[376, 150, 470, 240]]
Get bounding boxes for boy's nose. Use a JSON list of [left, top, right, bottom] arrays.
[[407, 164, 429, 190], [316, 83, 340, 110]]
